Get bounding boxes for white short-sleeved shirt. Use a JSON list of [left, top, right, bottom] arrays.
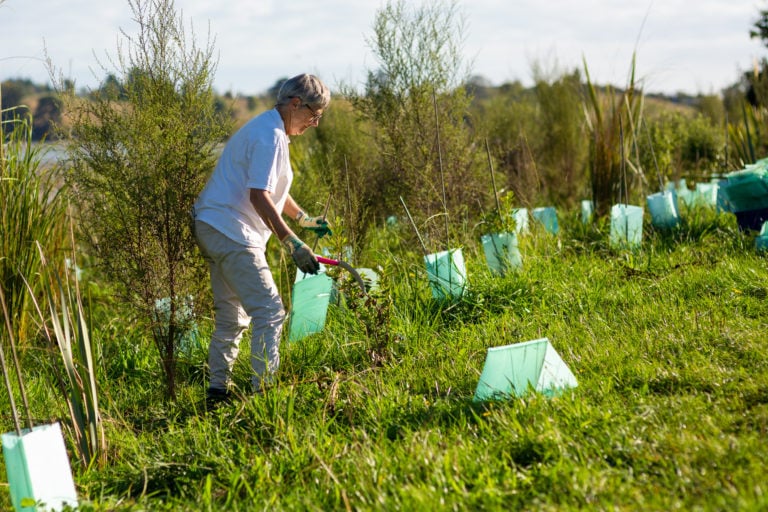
[[194, 109, 292, 249]]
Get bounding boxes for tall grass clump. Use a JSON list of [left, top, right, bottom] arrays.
[[0, 105, 67, 343], [582, 55, 644, 218], [53, 0, 232, 398]]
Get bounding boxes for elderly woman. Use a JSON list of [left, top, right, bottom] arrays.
[[193, 73, 331, 406]]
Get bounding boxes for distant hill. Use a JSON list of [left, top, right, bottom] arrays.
[[2, 77, 708, 142]]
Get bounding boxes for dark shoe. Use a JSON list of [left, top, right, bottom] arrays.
[[205, 387, 232, 409]]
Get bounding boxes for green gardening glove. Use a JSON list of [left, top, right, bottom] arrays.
[[281, 235, 320, 274], [297, 211, 332, 238]]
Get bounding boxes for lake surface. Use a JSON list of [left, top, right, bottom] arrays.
[[34, 142, 68, 168], [32, 142, 225, 168]]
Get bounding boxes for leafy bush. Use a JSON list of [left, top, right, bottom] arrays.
[[54, 0, 231, 398], [340, 0, 486, 249], [639, 109, 724, 185]]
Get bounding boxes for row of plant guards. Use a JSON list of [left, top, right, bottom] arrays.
[[475, 166, 768, 284], [643, 156, 768, 234], [398, 172, 766, 311], [286, 165, 768, 344], [284, 211, 580, 404], [284, 169, 731, 344], [283, 128, 768, 409], [263, 153, 768, 412]]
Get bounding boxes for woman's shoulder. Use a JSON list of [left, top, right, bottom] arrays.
[[236, 110, 285, 146]]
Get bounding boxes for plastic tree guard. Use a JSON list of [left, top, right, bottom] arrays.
[[647, 191, 680, 229], [2, 423, 78, 512], [474, 338, 577, 401], [610, 204, 643, 249], [481, 232, 522, 275], [424, 248, 467, 300]]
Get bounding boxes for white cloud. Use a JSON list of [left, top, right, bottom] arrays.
[[1, 0, 764, 96]]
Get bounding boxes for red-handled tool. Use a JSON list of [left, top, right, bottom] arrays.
[[316, 256, 367, 294]]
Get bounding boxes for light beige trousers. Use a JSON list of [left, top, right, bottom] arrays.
[[194, 220, 285, 391]]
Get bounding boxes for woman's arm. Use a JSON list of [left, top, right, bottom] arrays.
[[250, 189, 295, 241], [282, 194, 304, 221]]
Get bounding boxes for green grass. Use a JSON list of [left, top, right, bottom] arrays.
[[1, 208, 767, 511]]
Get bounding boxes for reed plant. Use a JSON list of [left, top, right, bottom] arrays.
[[0, 108, 67, 344], [582, 54, 644, 218], [728, 100, 762, 167]]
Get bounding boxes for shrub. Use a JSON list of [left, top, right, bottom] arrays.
[[53, 0, 231, 398], [340, 0, 485, 250]]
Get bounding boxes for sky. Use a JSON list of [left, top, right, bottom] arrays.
[[1, 0, 766, 97]]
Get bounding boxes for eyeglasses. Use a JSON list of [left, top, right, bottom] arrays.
[[304, 103, 323, 122]]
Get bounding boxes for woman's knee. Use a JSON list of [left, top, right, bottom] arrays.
[[268, 302, 286, 325], [213, 312, 250, 340], [256, 300, 285, 326]]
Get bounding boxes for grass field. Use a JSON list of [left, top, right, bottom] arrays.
[[1, 205, 767, 511]]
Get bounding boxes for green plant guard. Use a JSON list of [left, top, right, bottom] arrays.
[[481, 232, 522, 275], [474, 338, 577, 401], [2, 423, 78, 512], [647, 191, 680, 229], [610, 204, 644, 249], [532, 207, 559, 235], [424, 249, 467, 300], [288, 274, 336, 342]]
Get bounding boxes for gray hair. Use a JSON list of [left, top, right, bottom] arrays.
[[276, 74, 331, 109]]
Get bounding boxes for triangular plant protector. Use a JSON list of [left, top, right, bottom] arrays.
[[474, 338, 577, 401]]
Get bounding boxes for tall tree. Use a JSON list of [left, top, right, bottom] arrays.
[[747, 8, 768, 107], [340, 0, 484, 248], [54, 0, 232, 398]]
